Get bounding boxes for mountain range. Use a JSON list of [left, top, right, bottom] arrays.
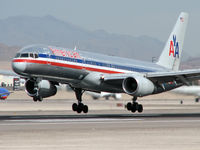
[[0, 15, 193, 66], [0, 15, 165, 61]]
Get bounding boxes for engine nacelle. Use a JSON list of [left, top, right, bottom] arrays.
[[122, 76, 155, 97], [25, 80, 57, 98]]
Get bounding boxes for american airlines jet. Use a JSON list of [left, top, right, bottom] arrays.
[[12, 12, 199, 113]]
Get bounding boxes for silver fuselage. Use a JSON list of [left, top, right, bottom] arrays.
[[12, 45, 167, 93]]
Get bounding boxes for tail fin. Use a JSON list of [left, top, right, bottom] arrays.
[[156, 12, 189, 71]]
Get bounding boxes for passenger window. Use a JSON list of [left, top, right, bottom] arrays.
[[21, 53, 29, 57], [30, 53, 34, 58], [35, 54, 38, 58]]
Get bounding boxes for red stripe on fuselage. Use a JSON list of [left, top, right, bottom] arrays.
[[13, 59, 123, 74]]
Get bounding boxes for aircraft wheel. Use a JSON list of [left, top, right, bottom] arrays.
[[127, 99, 143, 113], [77, 107, 82, 113], [33, 97, 38, 102], [127, 102, 132, 111], [78, 103, 84, 109], [131, 103, 137, 113], [83, 105, 88, 113], [76, 103, 83, 113], [72, 103, 78, 111], [138, 104, 143, 113], [131, 107, 136, 113], [38, 97, 43, 102]]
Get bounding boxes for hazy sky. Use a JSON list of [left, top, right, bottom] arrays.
[[0, 0, 200, 56]]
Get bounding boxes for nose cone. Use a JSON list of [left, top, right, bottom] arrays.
[[12, 60, 27, 75]]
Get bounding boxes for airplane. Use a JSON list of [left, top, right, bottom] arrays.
[[172, 85, 200, 102], [0, 87, 10, 100], [86, 91, 121, 100], [11, 12, 200, 114]]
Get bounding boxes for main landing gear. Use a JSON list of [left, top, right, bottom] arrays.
[[33, 96, 43, 102], [72, 88, 88, 113], [126, 97, 143, 113]]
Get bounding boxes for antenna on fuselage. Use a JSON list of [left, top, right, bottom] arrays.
[[74, 45, 77, 50], [74, 41, 80, 50]]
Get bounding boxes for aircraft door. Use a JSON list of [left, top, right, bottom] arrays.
[[82, 57, 86, 70], [46, 53, 51, 65]]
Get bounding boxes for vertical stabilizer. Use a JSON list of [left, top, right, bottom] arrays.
[[156, 12, 188, 71]]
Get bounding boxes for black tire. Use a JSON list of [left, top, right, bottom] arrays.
[[72, 103, 78, 111], [38, 97, 43, 102], [138, 104, 143, 113], [127, 102, 132, 111], [83, 105, 88, 113], [78, 103, 84, 109], [77, 107, 82, 113], [131, 104, 137, 113], [33, 97, 38, 102], [77, 103, 83, 113]]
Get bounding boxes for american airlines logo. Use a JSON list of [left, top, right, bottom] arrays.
[[49, 47, 81, 59], [169, 35, 179, 58]]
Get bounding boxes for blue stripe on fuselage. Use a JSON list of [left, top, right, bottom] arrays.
[[38, 54, 157, 73]]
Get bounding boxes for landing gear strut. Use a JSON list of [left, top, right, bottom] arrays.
[[72, 88, 88, 113], [126, 97, 143, 113]]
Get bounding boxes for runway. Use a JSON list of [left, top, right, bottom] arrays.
[[0, 96, 200, 150], [1, 113, 200, 128], [0, 113, 200, 150]]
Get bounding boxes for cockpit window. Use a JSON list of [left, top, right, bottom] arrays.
[[15, 53, 20, 58], [14, 52, 39, 58], [20, 53, 29, 58]]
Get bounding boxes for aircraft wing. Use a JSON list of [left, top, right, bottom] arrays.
[[103, 69, 200, 85], [0, 69, 18, 76], [146, 69, 200, 84]]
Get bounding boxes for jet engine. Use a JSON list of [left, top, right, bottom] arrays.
[[122, 76, 155, 97], [25, 80, 57, 98]]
